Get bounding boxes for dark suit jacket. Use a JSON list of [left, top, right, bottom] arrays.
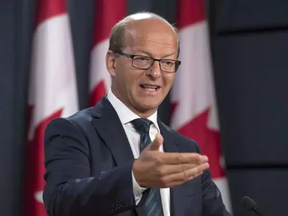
[[43, 96, 231, 216]]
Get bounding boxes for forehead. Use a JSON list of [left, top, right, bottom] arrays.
[[124, 19, 178, 56]]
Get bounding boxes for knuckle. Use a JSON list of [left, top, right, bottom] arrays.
[[156, 167, 165, 177], [198, 167, 204, 174], [176, 154, 183, 162], [182, 171, 188, 181], [188, 171, 196, 180], [187, 169, 198, 180], [183, 163, 189, 171], [179, 164, 184, 172], [159, 176, 167, 184], [154, 156, 162, 165]]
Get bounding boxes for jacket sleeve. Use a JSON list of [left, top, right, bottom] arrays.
[[43, 118, 136, 216], [195, 144, 232, 216]]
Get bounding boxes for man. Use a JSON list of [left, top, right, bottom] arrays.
[[43, 12, 231, 216]]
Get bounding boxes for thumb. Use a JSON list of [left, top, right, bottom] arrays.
[[146, 133, 163, 151]]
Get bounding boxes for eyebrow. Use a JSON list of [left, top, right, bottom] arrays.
[[135, 51, 177, 59]]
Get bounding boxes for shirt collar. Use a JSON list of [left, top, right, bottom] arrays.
[[107, 89, 160, 131]]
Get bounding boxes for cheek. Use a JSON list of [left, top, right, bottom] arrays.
[[124, 71, 141, 93], [116, 66, 134, 87], [163, 74, 175, 90]]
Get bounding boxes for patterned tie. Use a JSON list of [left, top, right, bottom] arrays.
[[131, 118, 164, 216]]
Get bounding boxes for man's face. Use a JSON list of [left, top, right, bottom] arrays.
[[106, 18, 178, 116]]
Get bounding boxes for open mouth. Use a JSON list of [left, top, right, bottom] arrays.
[[140, 84, 161, 92]]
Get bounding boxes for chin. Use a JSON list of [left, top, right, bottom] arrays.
[[136, 101, 160, 113]]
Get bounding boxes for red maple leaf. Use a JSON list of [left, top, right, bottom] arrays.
[[172, 102, 225, 179]]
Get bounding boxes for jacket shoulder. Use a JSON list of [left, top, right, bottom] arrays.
[[67, 107, 94, 125], [45, 107, 95, 137]]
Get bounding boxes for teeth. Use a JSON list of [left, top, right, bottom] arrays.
[[140, 84, 160, 92], [144, 87, 157, 91], [142, 85, 158, 89]]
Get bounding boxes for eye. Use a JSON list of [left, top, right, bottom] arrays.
[[135, 56, 150, 62], [162, 59, 175, 66]]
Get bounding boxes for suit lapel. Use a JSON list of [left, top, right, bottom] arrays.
[[158, 120, 185, 216], [91, 100, 188, 215], [91, 97, 150, 215], [91, 97, 134, 166]]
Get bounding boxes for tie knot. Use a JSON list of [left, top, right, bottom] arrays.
[[131, 118, 153, 135]]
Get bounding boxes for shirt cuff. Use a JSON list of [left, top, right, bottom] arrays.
[[132, 170, 147, 205]]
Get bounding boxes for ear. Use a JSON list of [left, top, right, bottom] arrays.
[[105, 50, 117, 77]]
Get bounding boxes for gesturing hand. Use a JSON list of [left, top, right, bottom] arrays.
[[132, 133, 209, 188]]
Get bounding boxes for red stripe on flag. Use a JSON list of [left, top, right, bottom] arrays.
[[177, 0, 205, 29], [92, 0, 127, 46], [90, 80, 107, 106], [36, 0, 66, 27], [23, 105, 35, 216], [23, 108, 63, 216]]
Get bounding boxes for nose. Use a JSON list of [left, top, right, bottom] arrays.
[[146, 61, 161, 79]]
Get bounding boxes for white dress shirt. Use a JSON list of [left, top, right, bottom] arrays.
[[107, 89, 170, 216]]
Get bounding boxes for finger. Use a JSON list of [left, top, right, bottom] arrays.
[[146, 133, 163, 151], [185, 163, 210, 180], [160, 152, 208, 165], [159, 163, 209, 186], [163, 171, 204, 188], [158, 163, 200, 176], [161, 179, 185, 188], [158, 171, 203, 188]]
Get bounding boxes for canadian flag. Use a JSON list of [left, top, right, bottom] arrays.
[[171, 0, 231, 211], [24, 0, 78, 215], [89, 0, 126, 105]]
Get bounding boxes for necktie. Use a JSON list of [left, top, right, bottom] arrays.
[[131, 118, 164, 216]]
